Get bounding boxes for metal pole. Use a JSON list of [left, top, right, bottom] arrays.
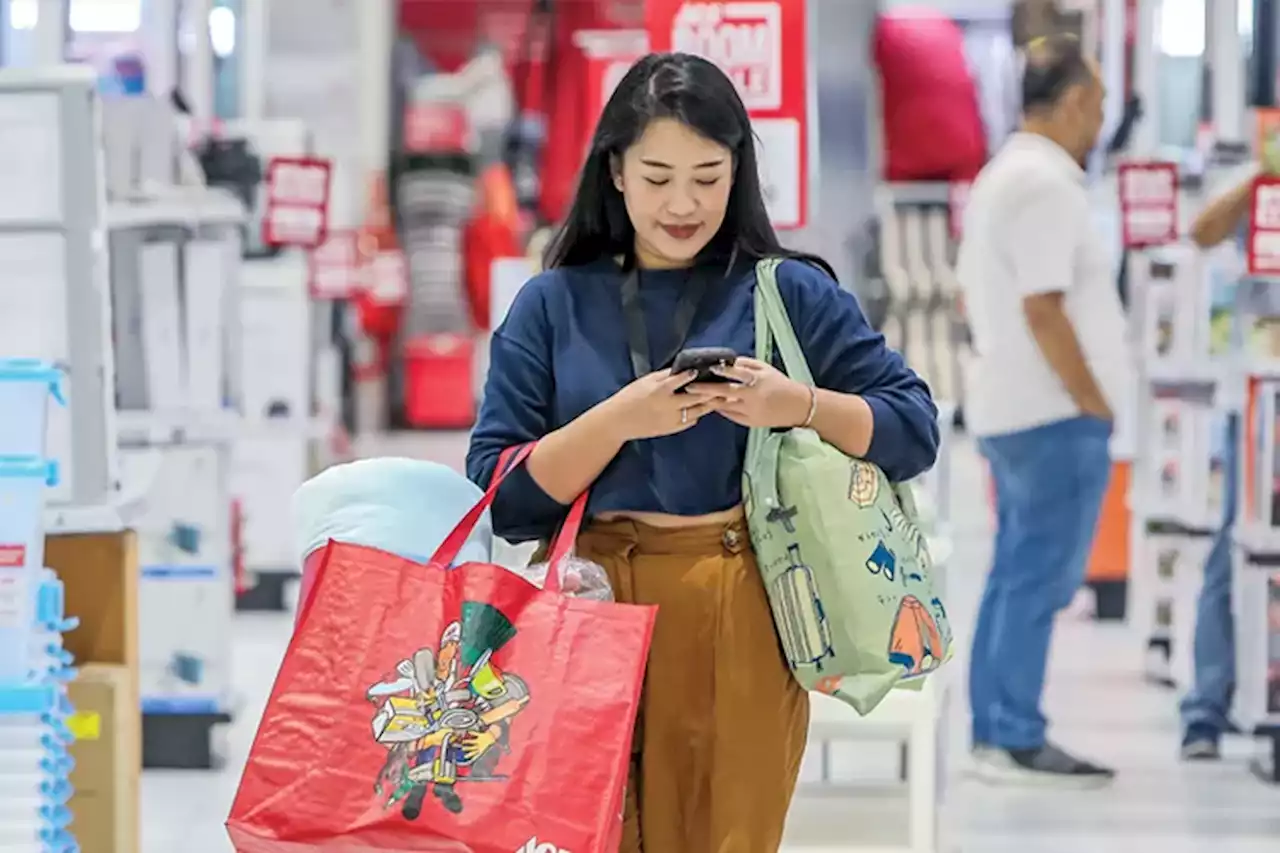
[[141, 0, 179, 98], [1132, 0, 1161, 154], [1210, 0, 1246, 141], [1253, 0, 1275, 106], [182, 0, 215, 122], [238, 0, 266, 120], [32, 0, 67, 65]]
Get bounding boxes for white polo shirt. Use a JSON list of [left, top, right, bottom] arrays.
[[956, 132, 1132, 437]]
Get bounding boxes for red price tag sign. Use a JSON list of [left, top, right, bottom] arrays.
[[366, 250, 409, 306], [263, 157, 332, 249], [307, 230, 360, 300], [1247, 175, 1280, 276], [403, 102, 470, 153], [1118, 161, 1178, 249]]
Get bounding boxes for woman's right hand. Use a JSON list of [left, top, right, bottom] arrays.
[[601, 369, 727, 441]]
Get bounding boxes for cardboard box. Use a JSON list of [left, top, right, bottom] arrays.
[[68, 664, 139, 853]]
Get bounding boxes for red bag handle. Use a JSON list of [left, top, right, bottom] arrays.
[[427, 442, 588, 594]]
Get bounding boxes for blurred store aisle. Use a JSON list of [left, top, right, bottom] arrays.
[[142, 434, 1280, 853]]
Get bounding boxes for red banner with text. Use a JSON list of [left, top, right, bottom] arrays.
[[647, 0, 807, 230]]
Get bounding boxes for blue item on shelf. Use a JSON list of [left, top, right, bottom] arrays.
[[0, 359, 64, 460], [168, 652, 204, 685], [34, 571, 78, 633], [0, 684, 60, 715], [167, 522, 202, 555]]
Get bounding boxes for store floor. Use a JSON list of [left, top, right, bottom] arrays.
[[142, 433, 1280, 852]]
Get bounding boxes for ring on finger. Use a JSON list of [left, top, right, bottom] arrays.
[[680, 407, 689, 425]]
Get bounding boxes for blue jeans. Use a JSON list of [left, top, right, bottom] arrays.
[[1179, 413, 1239, 733], [970, 416, 1113, 750]]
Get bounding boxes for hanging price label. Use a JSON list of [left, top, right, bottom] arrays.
[[263, 156, 333, 249], [366, 250, 409, 306], [1117, 161, 1178, 249], [403, 102, 470, 153], [1247, 175, 1280, 276], [307, 231, 360, 300]]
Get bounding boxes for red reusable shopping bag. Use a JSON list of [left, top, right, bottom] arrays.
[[227, 444, 653, 853]]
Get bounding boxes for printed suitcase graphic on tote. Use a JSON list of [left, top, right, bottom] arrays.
[[767, 543, 833, 669], [743, 257, 954, 715]]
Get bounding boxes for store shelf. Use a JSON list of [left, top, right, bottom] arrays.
[[1234, 524, 1280, 561], [1146, 360, 1226, 388], [115, 409, 331, 445], [106, 189, 246, 231], [44, 503, 127, 535], [1245, 359, 1280, 381], [808, 678, 947, 740]]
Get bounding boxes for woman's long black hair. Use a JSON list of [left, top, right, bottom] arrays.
[[542, 52, 835, 278]]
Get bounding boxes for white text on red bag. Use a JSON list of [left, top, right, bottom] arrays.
[[263, 156, 333, 249]]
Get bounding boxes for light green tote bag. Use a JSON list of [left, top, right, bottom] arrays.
[[743, 258, 953, 715]]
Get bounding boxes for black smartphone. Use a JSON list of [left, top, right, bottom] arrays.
[[671, 347, 737, 385]]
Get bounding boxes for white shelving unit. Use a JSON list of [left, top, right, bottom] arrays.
[[1126, 244, 1229, 689], [0, 66, 120, 526], [1125, 233, 1280, 783]]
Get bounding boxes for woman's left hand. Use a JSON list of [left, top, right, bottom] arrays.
[[686, 357, 812, 429]]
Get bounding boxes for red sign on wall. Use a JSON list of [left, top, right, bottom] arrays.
[[263, 157, 333, 249], [647, 0, 807, 230], [1248, 175, 1280, 276], [1117, 161, 1179, 249]]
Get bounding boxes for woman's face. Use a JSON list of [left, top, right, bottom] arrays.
[[614, 117, 734, 269]]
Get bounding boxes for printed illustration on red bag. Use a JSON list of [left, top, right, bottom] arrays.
[[366, 602, 530, 820]]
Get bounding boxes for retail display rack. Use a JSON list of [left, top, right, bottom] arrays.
[[875, 183, 966, 416], [1126, 244, 1225, 689], [0, 360, 80, 853], [1126, 234, 1280, 783], [1228, 274, 1280, 784]]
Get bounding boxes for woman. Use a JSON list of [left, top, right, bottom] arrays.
[[466, 53, 938, 852]]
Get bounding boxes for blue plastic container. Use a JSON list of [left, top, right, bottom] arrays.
[[0, 360, 63, 459], [0, 458, 59, 681]]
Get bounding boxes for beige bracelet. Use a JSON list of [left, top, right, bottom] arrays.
[[800, 385, 818, 428]]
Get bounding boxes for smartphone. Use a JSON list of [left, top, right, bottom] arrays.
[[671, 347, 737, 385]]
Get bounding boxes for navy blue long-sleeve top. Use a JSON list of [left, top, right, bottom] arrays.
[[466, 256, 940, 541]]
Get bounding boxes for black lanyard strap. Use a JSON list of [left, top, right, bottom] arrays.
[[620, 268, 711, 378]]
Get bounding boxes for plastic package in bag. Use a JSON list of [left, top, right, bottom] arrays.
[[513, 556, 614, 602]]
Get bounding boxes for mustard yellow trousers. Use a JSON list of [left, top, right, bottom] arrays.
[[576, 515, 810, 853]]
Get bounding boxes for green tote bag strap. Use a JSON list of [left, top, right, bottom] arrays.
[[753, 258, 815, 387]]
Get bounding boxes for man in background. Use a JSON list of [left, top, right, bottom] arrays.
[[956, 33, 1128, 786]]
